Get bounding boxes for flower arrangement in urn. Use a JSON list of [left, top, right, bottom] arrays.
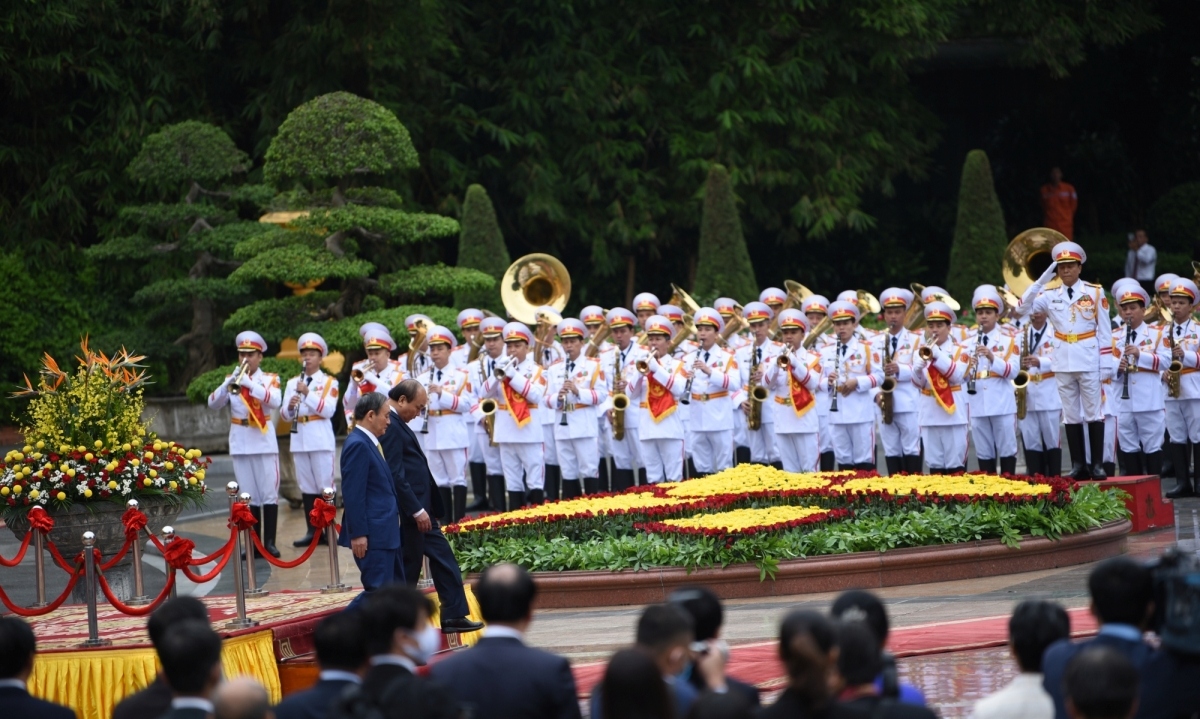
[[0, 337, 209, 519]]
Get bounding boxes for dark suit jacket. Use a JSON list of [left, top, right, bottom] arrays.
[[112, 675, 172, 719], [361, 662, 415, 704], [337, 428, 400, 550], [756, 689, 867, 719], [380, 410, 444, 521], [158, 708, 209, 719], [429, 636, 581, 719], [273, 678, 358, 719], [0, 686, 76, 719], [1042, 633, 1188, 719]]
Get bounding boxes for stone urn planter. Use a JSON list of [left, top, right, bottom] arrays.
[[7, 498, 184, 603]]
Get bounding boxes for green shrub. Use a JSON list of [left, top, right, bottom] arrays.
[[694, 165, 758, 303], [947, 151, 1007, 302], [1147, 181, 1200, 255]]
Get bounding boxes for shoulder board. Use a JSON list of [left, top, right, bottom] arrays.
[[1086, 282, 1103, 289]]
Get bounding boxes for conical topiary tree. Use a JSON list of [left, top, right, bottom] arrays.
[[454, 184, 510, 314], [693, 165, 758, 304], [947, 150, 1008, 304]]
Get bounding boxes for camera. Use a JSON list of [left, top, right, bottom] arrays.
[[1149, 547, 1200, 657]]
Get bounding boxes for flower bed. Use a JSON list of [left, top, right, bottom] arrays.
[[446, 466, 1129, 577]]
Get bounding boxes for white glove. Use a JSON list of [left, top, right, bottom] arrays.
[[1036, 261, 1059, 286], [504, 362, 520, 379]]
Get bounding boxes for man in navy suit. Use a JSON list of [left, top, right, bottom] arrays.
[[0, 617, 75, 719], [429, 563, 581, 719], [385, 380, 483, 634], [112, 597, 211, 719], [339, 391, 403, 611], [1042, 557, 1197, 719], [274, 611, 366, 719], [158, 619, 224, 719]]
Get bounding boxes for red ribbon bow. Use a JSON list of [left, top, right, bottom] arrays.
[[73, 548, 102, 566], [27, 507, 54, 533], [162, 537, 196, 569], [310, 498, 337, 530], [121, 507, 148, 542], [229, 503, 258, 531]]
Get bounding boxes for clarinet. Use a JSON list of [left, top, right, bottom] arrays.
[[1119, 324, 1134, 400], [829, 343, 841, 413], [681, 349, 697, 405], [289, 375, 312, 434]]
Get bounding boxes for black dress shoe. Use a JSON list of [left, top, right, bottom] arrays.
[[264, 543, 281, 559], [441, 616, 485, 634]]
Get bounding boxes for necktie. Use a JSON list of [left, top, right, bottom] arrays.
[[489, 359, 494, 375], [376, 444, 385, 459], [755, 347, 761, 363], [891, 336, 897, 353], [839, 344, 846, 357], [567, 361, 575, 374], [1067, 287, 1074, 300], [436, 369, 442, 381], [1177, 325, 1183, 336], [982, 335, 988, 346], [704, 351, 710, 363]]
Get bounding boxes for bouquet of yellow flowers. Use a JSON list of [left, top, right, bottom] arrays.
[[0, 338, 208, 518]]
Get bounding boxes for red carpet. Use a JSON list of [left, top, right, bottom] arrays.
[[572, 606, 1098, 696]]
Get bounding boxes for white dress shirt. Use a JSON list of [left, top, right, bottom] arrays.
[[968, 672, 1053, 719]]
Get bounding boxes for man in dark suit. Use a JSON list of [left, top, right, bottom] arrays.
[[0, 616, 75, 719], [158, 619, 223, 719], [274, 612, 366, 719], [213, 678, 271, 719], [668, 586, 759, 707], [113, 597, 211, 719], [1042, 557, 1189, 719], [359, 585, 440, 703], [385, 380, 483, 634], [338, 391, 403, 611], [429, 563, 582, 719]]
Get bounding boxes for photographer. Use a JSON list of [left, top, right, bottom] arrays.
[[1125, 229, 1157, 297]]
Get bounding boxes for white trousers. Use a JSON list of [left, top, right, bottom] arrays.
[[692, 430, 733, 474], [1118, 409, 1166, 454], [817, 414, 833, 453], [831, 423, 875, 466], [500, 443, 544, 492], [232, 454, 279, 505], [641, 438, 684, 484], [543, 428, 559, 466], [429, 448, 468, 488], [1165, 400, 1200, 443], [467, 423, 484, 463], [1019, 410, 1061, 451], [733, 410, 748, 449], [474, 426, 503, 475], [879, 412, 921, 457], [747, 421, 778, 463], [1057, 371, 1103, 424], [610, 427, 643, 470], [923, 426, 969, 470], [556, 436, 600, 480], [776, 432, 819, 473], [970, 414, 1018, 460], [292, 450, 334, 495]]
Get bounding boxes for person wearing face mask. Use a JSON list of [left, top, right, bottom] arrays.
[[358, 585, 445, 704], [669, 587, 759, 707]]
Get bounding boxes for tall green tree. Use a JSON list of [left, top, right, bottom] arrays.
[[694, 165, 757, 303], [947, 150, 1008, 304], [453, 185, 510, 314]]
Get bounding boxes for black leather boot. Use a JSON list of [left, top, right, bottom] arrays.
[[977, 458, 998, 474], [927, 466, 942, 475], [770, 461, 783, 470], [507, 490, 526, 509], [1045, 448, 1063, 477], [637, 467, 648, 486], [856, 463, 876, 472], [1000, 456, 1017, 476], [452, 486, 467, 523], [544, 465, 561, 502], [262, 504, 281, 558], [902, 455, 923, 474], [1167, 444, 1193, 498], [819, 451, 836, 471], [466, 462, 489, 511], [1102, 462, 1117, 479], [487, 476, 507, 512], [562, 479, 583, 499], [947, 466, 966, 474], [1117, 451, 1140, 477], [735, 446, 751, 465], [245, 505, 263, 559], [293, 493, 317, 547], [884, 457, 902, 476], [583, 476, 599, 494], [438, 487, 453, 524], [611, 468, 635, 492], [598, 460, 611, 492], [1087, 422, 1108, 481], [1143, 451, 1163, 481], [1064, 424, 1089, 480], [1162, 430, 1176, 476], [527, 488, 544, 505], [1024, 450, 1045, 477], [686, 458, 699, 480]]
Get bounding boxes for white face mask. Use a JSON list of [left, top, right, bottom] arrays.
[[408, 624, 441, 665]]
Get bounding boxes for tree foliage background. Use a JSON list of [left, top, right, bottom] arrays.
[[3, 0, 1196, 410]]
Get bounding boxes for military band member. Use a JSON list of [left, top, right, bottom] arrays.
[[1018, 309, 1064, 477], [919, 286, 970, 343], [660, 305, 698, 356], [873, 288, 922, 475], [637, 316, 689, 484], [546, 319, 608, 498], [911, 303, 971, 473], [1154, 273, 1179, 322], [531, 305, 565, 499], [802, 294, 836, 470], [476, 322, 546, 508], [762, 310, 822, 472], [453, 308, 490, 511], [416, 326, 476, 523], [819, 301, 883, 470], [452, 308, 485, 370], [1014, 241, 1113, 481], [836, 290, 878, 342], [633, 292, 661, 330], [343, 322, 404, 425], [1158, 278, 1200, 498], [715, 297, 748, 352], [735, 301, 782, 466], [687, 308, 740, 475], [208, 331, 283, 557], [966, 286, 1021, 476], [580, 305, 614, 492], [604, 308, 647, 491], [759, 287, 787, 316], [281, 332, 338, 547], [468, 317, 509, 511], [1111, 282, 1165, 480]]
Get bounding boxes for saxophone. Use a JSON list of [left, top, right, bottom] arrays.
[[1167, 316, 1183, 399], [878, 334, 896, 425], [611, 348, 628, 441], [1014, 325, 1031, 420], [747, 344, 767, 431], [478, 354, 498, 446]]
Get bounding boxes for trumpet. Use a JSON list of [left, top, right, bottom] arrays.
[[479, 398, 498, 446], [493, 356, 512, 378], [228, 358, 251, 392], [917, 330, 936, 362], [350, 367, 365, 383], [636, 358, 651, 374], [777, 353, 791, 369]]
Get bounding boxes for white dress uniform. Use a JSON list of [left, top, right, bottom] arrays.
[[686, 340, 739, 474], [872, 328, 921, 470], [477, 353, 546, 495], [637, 353, 689, 483], [1018, 322, 1064, 477], [343, 359, 405, 424], [911, 335, 971, 472], [764, 346, 822, 472], [1157, 317, 1200, 443], [209, 366, 282, 505], [964, 325, 1020, 466], [416, 363, 476, 489], [605, 340, 649, 475], [1115, 321, 1166, 455], [819, 329, 884, 469], [547, 355, 607, 483], [281, 369, 338, 495], [468, 352, 507, 476], [735, 338, 783, 464]]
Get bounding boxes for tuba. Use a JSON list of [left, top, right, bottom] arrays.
[[767, 280, 812, 340], [501, 254, 571, 325], [802, 314, 832, 350], [717, 311, 749, 348], [407, 320, 428, 377], [905, 283, 961, 330], [1002, 227, 1069, 298], [667, 283, 702, 318], [584, 318, 613, 358], [532, 307, 563, 367]]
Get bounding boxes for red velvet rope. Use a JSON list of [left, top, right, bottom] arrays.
[[0, 507, 54, 568], [96, 565, 176, 617], [0, 530, 33, 568], [122, 507, 148, 543], [162, 537, 197, 570], [0, 565, 82, 617], [98, 536, 134, 571], [180, 543, 236, 584], [247, 522, 325, 568], [229, 503, 257, 531], [310, 498, 337, 530], [45, 538, 76, 574]]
